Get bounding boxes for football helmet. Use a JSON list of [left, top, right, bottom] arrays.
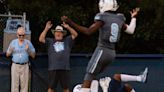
[[99, 0, 119, 13]]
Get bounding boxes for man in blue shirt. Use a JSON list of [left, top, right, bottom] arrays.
[[6, 27, 36, 92], [39, 21, 78, 92]]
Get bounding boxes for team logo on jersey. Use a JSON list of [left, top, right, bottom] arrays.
[[53, 41, 64, 52]]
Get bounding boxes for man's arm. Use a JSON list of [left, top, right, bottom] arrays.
[[62, 22, 78, 40], [6, 46, 14, 57], [39, 21, 53, 43], [61, 16, 103, 35], [6, 41, 14, 57], [26, 41, 36, 59]]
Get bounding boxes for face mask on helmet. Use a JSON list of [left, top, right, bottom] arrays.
[[99, 0, 119, 13]]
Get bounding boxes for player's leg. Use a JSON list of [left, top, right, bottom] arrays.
[[99, 68, 148, 92], [80, 47, 105, 92], [124, 84, 136, 92], [72, 49, 102, 92], [99, 74, 137, 92], [110, 78, 136, 92], [119, 67, 148, 83], [108, 77, 125, 92], [116, 83, 136, 92], [73, 47, 115, 92], [85, 47, 114, 90], [80, 73, 94, 92]]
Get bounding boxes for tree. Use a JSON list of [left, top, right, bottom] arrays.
[[4, 0, 164, 53]]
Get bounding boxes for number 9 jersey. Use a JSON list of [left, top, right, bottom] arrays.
[[94, 12, 126, 50]]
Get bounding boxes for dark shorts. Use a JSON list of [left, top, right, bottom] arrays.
[[109, 78, 126, 92], [48, 70, 70, 89]]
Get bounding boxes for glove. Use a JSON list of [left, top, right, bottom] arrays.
[[99, 77, 111, 92]]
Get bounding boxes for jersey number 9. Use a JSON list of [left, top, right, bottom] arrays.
[[109, 23, 119, 43]]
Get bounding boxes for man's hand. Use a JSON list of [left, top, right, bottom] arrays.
[[25, 42, 31, 54], [9, 46, 14, 53], [131, 7, 140, 18], [45, 21, 53, 31], [6, 46, 14, 57], [61, 22, 69, 29], [25, 42, 29, 51]]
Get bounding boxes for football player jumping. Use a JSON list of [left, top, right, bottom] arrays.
[[61, 0, 144, 92]]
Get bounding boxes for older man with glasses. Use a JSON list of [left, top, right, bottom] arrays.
[[6, 26, 36, 92]]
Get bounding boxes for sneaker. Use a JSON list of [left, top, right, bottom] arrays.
[[140, 67, 148, 83]]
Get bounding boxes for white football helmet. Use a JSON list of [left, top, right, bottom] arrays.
[[99, 0, 119, 13]]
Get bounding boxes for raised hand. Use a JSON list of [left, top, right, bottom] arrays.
[[61, 22, 69, 29], [131, 7, 140, 18], [45, 21, 53, 31]]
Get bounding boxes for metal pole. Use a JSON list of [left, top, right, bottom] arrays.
[[23, 12, 26, 30]]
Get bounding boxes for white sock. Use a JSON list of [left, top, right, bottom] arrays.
[[121, 74, 141, 82], [80, 88, 90, 92], [131, 89, 136, 92]]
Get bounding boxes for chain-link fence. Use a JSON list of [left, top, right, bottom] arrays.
[[0, 12, 30, 52], [0, 17, 7, 52]]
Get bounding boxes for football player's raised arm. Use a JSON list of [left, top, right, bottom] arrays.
[[124, 8, 140, 34], [61, 16, 103, 35], [124, 18, 136, 34]]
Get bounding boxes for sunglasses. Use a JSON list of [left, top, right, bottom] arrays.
[[18, 34, 25, 37]]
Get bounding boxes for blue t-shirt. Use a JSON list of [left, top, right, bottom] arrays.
[[45, 36, 74, 70], [7, 39, 35, 63]]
